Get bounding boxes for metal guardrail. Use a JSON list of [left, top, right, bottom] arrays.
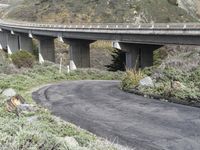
[[1, 19, 200, 30]]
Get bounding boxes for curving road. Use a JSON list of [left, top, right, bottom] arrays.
[[32, 80, 200, 150]]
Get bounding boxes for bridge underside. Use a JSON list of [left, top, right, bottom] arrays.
[[113, 42, 162, 68], [0, 30, 178, 70]]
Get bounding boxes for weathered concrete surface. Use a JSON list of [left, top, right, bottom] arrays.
[[19, 33, 33, 52], [114, 42, 161, 68], [7, 33, 19, 54], [64, 39, 94, 68], [0, 31, 7, 49], [32, 80, 200, 150], [36, 36, 55, 63]]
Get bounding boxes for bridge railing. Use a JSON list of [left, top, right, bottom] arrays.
[[1, 19, 200, 30]]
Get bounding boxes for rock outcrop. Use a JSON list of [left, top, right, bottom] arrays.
[[177, 0, 200, 20]]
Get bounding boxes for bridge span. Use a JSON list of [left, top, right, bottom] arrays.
[[0, 19, 200, 69]]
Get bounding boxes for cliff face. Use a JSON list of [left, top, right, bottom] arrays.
[[177, 0, 200, 20]]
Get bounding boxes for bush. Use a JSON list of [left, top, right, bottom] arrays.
[[11, 50, 35, 68], [121, 68, 144, 90]]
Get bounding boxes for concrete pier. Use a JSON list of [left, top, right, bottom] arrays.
[[125, 47, 139, 69], [36, 36, 55, 63], [0, 31, 7, 50], [64, 39, 94, 68], [7, 33, 19, 54], [139, 45, 161, 68], [113, 42, 162, 69], [19, 33, 33, 52]]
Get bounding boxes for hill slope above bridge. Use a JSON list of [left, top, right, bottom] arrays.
[[2, 0, 197, 23]]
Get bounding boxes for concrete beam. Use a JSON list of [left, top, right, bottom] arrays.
[[19, 33, 33, 52], [0, 31, 7, 50], [115, 42, 162, 69], [64, 39, 94, 69], [36, 36, 55, 63], [7, 33, 19, 54]]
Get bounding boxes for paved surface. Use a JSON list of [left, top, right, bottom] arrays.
[[32, 80, 200, 150]]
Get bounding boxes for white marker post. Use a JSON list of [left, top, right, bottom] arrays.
[[59, 57, 63, 74]]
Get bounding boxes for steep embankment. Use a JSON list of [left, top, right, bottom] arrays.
[[177, 0, 200, 20], [3, 0, 196, 23]]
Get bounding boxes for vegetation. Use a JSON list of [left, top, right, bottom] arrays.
[[121, 68, 144, 90], [121, 48, 200, 104], [4, 0, 196, 23], [106, 49, 126, 71], [11, 50, 35, 68], [0, 61, 123, 92], [138, 67, 200, 101], [0, 55, 125, 149]]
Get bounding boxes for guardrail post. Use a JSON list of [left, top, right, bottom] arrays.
[[19, 33, 33, 52], [36, 36, 55, 63], [64, 39, 94, 69]]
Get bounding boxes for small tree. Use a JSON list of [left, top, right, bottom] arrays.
[[11, 50, 35, 68], [106, 49, 126, 71]]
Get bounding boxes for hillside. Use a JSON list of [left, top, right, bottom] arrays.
[[3, 0, 196, 23], [178, 0, 200, 20]]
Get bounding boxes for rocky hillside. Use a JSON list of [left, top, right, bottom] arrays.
[[0, 0, 22, 4], [2, 0, 196, 23], [177, 0, 200, 20]]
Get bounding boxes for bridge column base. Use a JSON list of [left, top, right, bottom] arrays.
[[36, 36, 55, 63], [0, 31, 8, 50], [64, 39, 94, 69], [19, 33, 33, 52], [7, 33, 19, 54]]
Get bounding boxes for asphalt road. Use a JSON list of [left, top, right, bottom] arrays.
[[32, 80, 200, 150]]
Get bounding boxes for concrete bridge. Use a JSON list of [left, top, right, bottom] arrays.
[[0, 19, 200, 69]]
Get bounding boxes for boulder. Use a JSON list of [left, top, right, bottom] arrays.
[[27, 116, 38, 124], [2, 88, 16, 98], [172, 81, 185, 90], [139, 77, 154, 87], [17, 104, 37, 113], [64, 136, 79, 148]]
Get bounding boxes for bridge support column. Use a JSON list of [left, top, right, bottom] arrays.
[[7, 33, 19, 54], [0, 31, 8, 50], [140, 48, 154, 68], [36, 36, 55, 63], [19, 33, 33, 52], [113, 42, 161, 69], [64, 39, 94, 69], [126, 47, 139, 69]]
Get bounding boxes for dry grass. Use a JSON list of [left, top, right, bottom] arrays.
[[159, 45, 200, 71], [91, 41, 114, 52], [121, 68, 144, 90]]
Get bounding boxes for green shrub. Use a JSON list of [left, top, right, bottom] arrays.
[[121, 68, 144, 90], [11, 50, 35, 68]]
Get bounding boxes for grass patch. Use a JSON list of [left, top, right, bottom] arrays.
[[0, 61, 125, 150], [122, 66, 200, 104], [121, 68, 144, 90]]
